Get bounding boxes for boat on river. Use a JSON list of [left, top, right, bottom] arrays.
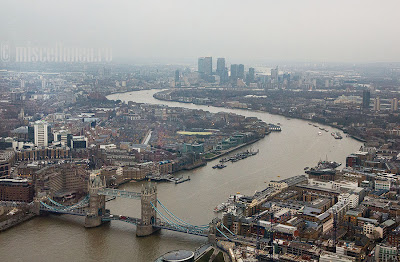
[[331, 132, 342, 139], [212, 164, 227, 169], [214, 203, 228, 212]]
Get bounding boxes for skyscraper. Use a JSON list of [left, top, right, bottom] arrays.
[[362, 90, 370, 109], [198, 58, 205, 73], [373, 97, 381, 112], [283, 73, 291, 88], [198, 57, 212, 75], [221, 68, 229, 84], [175, 70, 180, 82], [230, 64, 238, 80], [216, 58, 225, 75], [247, 67, 255, 83], [174, 70, 180, 87], [230, 64, 245, 80], [238, 64, 245, 79], [391, 98, 398, 112], [34, 121, 49, 147], [271, 66, 279, 81], [203, 57, 212, 75]]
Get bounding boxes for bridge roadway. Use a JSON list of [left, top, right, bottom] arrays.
[[40, 205, 88, 216], [97, 188, 141, 199], [102, 214, 141, 225], [101, 215, 209, 237], [222, 235, 258, 246], [155, 221, 209, 237]]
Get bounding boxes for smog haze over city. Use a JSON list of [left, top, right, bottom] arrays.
[[2, 1, 400, 262], [1, 0, 400, 63]]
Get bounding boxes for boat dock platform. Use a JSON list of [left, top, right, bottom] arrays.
[[146, 174, 190, 184]]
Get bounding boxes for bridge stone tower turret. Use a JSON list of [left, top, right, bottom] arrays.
[[208, 218, 219, 244], [136, 182, 159, 236], [85, 173, 106, 228]]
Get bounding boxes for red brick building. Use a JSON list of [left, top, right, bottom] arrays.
[[0, 178, 34, 202]]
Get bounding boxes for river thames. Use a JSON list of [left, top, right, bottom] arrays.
[[0, 89, 362, 262]]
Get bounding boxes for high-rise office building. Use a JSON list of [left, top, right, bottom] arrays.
[[216, 58, 225, 75], [71, 136, 88, 149], [230, 64, 238, 80], [362, 90, 370, 109], [174, 70, 180, 87], [271, 66, 279, 81], [203, 57, 212, 75], [247, 67, 255, 83], [175, 70, 180, 81], [219, 68, 229, 84], [198, 57, 205, 73], [198, 57, 212, 75], [53, 130, 73, 147], [373, 97, 381, 112], [283, 73, 291, 88], [238, 64, 245, 79], [34, 121, 49, 147], [391, 98, 398, 112]]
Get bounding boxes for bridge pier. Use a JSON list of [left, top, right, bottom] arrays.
[[136, 182, 159, 237], [136, 224, 160, 237], [32, 198, 42, 215], [85, 174, 106, 228], [85, 215, 103, 228]]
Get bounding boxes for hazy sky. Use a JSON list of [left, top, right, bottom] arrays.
[[1, 0, 399, 64]]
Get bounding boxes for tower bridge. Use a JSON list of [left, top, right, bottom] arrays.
[[36, 174, 226, 241]]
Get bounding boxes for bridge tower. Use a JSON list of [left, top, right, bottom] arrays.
[[208, 218, 218, 244], [32, 197, 43, 215], [85, 173, 106, 228], [136, 182, 160, 236]]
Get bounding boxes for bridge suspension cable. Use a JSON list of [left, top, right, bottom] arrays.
[[150, 202, 208, 236], [150, 202, 188, 231], [40, 195, 90, 212], [58, 195, 89, 209], [156, 200, 209, 228], [40, 201, 73, 212], [221, 223, 236, 236], [47, 197, 66, 207], [216, 227, 232, 241]]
